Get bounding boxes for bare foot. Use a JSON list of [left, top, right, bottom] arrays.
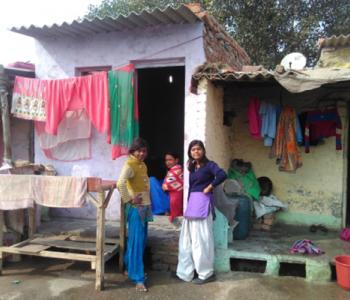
[[135, 283, 148, 292]]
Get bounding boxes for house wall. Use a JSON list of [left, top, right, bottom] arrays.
[[204, 81, 234, 170], [11, 118, 33, 161], [230, 101, 348, 229], [33, 23, 207, 220]]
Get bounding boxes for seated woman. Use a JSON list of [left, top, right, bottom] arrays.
[[162, 152, 183, 223], [117, 138, 152, 292]]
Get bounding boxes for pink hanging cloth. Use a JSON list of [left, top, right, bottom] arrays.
[[44, 72, 110, 137], [35, 109, 92, 161], [247, 96, 262, 139]]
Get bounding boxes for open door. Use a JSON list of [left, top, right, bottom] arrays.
[[137, 66, 185, 179]]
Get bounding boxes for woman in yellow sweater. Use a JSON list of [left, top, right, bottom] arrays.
[[117, 138, 152, 292]]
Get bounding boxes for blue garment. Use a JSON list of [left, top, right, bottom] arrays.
[[124, 206, 148, 284], [189, 161, 227, 193], [150, 177, 170, 215], [295, 114, 303, 144], [259, 101, 277, 147]]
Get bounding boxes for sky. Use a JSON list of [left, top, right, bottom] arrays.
[[0, 0, 102, 65]]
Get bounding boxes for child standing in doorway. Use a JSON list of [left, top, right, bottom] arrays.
[[162, 152, 183, 223]]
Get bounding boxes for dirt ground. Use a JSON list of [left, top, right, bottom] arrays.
[[0, 257, 349, 300]]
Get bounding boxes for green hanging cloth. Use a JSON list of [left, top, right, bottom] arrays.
[[109, 64, 139, 159]]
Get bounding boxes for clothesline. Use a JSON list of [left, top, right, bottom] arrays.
[[12, 67, 139, 161]]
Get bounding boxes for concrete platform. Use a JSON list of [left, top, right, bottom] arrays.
[[35, 217, 350, 282], [215, 225, 350, 282]]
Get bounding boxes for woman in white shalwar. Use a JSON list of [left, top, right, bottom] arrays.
[[176, 140, 227, 284]]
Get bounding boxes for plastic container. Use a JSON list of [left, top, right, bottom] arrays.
[[233, 195, 252, 240], [335, 255, 350, 290]]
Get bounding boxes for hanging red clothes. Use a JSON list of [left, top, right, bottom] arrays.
[[44, 71, 110, 136], [247, 96, 262, 139], [304, 108, 342, 153], [13, 72, 110, 136]]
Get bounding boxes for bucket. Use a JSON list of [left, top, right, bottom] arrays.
[[335, 255, 350, 290]]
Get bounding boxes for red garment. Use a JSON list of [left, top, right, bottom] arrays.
[[304, 108, 342, 153], [247, 96, 262, 139], [44, 72, 110, 136], [164, 165, 183, 222]]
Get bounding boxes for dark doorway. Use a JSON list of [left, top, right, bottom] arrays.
[[137, 66, 185, 179]]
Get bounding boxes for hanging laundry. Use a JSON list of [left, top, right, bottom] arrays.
[[0, 175, 86, 209], [295, 114, 303, 144], [44, 71, 110, 136], [13, 72, 110, 137], [271, 106, 302, 172], [35, 109, 91, 161], [259, 101, 277, 146], [109, 64, 139, 159], [12, 76, 46, 121], [247, 96, 261, 139], [304, 108, 342, 153]]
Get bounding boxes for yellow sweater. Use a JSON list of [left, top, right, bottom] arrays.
[[117, 156, 150, 205]]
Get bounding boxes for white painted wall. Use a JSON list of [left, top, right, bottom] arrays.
[[33, 23, 206, 220]]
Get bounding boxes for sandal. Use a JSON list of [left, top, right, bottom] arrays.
[[309, 224, 318, 233], [136, 283, 148, 292], [317, 225, 328, 233]]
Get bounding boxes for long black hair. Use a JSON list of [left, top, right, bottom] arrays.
[[129, 138, 149, 154], [187, 140, 209, 172]]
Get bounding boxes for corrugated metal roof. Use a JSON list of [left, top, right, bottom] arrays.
[[193, 70, 274, 82], [192, 63, 274, 82], [319, 34, 350, 48], [10, 5, 201, 39]]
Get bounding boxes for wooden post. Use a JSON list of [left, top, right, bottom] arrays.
[[0, 210, 4, 274], [119, 201, 125, 273], [95, 191, 106, 291], [28, 205, 36, 238], [0, 66, 12, 166]]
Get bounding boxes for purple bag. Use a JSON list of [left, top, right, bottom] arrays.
[[184, 192, 211, 219]]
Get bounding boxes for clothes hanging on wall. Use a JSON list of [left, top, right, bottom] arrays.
[[304, 108, 342, 153], [271, 106, 302, 172], [247, 96, 261, 139], [109, 64, 139, 159], [259, 101, 277, 146]]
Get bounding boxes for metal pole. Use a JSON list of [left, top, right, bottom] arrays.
[[0, 65, 12, 167]]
